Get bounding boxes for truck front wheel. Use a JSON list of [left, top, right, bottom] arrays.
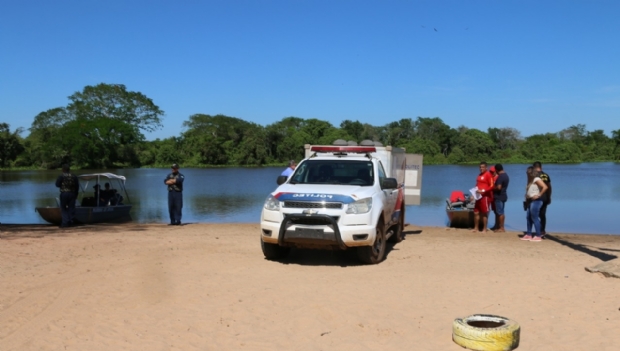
[[261, 240, 290, 260], [357, 219, 386, 264]]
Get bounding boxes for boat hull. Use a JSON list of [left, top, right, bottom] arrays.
[[447, 209, 475, 228], [35, 205, 133, 225]]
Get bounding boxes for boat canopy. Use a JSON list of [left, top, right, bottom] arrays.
[[78, 173, 127, 183]]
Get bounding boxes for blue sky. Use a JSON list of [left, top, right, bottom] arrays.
[[1, 0, 619, 141]]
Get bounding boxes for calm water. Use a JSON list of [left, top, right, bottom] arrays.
[[1, 163, 619, 235]]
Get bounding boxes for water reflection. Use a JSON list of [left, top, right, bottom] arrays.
[[1, 163, 619, 235], [189, 194, 263, 222]]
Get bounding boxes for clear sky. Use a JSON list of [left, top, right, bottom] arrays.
[[1, 0, 619, 141]]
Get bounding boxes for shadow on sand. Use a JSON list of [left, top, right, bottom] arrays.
[[270, 228, 424, 267], [545, 234, 618, 262]]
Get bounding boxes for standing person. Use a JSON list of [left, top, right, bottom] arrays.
[[281, 160, 297, 177], [532, 161, 551, 236], [164, 163, 185, 225], [491, 164, 510, 232], [488, 166, 498, 229], [522, 166, 548, 242], [55, 164, 79, 228], [472, 162, 494, 233]]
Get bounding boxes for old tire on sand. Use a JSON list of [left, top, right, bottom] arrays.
[[452, 314, 520, 351]]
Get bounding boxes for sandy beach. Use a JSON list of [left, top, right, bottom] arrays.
[[1, 223, 619, 351]]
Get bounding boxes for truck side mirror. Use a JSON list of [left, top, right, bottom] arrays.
[[381, 178, 398, 190], [277, 175, 288, 185]]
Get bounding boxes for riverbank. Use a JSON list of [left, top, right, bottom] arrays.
[[1, 223, 619, 350]]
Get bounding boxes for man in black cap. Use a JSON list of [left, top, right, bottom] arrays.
[[164, 163, 185, 225], [55, 164, 79, 228]]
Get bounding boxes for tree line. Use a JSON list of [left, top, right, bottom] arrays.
[[2, 83, 620, 169]]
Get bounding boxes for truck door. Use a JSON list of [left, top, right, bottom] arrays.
[[378, 161, 398, 227]]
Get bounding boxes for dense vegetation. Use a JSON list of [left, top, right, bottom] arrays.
[[2, 83, 620, 169]]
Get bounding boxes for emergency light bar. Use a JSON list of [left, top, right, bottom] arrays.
[[310, 146, 377, 153]]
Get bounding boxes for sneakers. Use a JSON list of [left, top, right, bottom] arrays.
[[531, 236, 542, 242], [521, 235, 532, 241]]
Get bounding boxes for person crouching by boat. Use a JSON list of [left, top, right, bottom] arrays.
[[472, 161, 494, 233], [521, 166, 549, 242], [491, 164, 509, 232], [55, 164, 79, 228], [164, 163, 185, 226]]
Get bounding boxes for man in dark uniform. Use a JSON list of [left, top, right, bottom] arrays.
[[164, 163, 185, 225], [55, 164, 79, 228], [533, 161, 551, 236]]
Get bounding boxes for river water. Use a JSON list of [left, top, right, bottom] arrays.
[[1, 163, 619, 235]]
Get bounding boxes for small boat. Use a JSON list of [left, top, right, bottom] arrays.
[[446, 190, 475, 228], [36, 173, 132, 225]]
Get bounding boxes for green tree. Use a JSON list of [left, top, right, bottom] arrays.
[[612, 129, 620, 145], [405, 138, 441, 156], [182, 114, 266, 165], [550, 142, 582, 162], [487, 127, 522, 150], [265, 117, 308, 163], [413, 117, 455, 156], [519, 133, 561, 162], [558, 124, 587, 144], [0, 123, 25, 167], [380, 118, 415, 146], [28, 83, 164, 168], [582, 129, 613, 161], [26, 107, 72, 167], [451, 128, 495, 162], [609, 129, 620, 161], [301, 118, 347, 145], [340, 120, 365, 141]]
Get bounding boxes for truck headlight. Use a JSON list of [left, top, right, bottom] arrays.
[[263, 195, 280, 211], [346, 197, 372, 214]]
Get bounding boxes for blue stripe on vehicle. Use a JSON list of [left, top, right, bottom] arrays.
[[275, 192, 356, 204]]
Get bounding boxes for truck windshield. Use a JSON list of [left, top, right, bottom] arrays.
[[290, 160, 374, 186]]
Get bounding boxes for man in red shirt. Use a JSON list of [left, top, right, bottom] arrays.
[[472, 162, 494, 232]]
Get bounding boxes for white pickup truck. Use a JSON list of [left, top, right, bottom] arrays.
[[260, 141, 420, 264]]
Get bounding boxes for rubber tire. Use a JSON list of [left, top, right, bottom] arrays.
[[388, 205, 405, 243], [356, 219, 386, 264], [261, 240, 290, 260], [452, 314, 520, 351]]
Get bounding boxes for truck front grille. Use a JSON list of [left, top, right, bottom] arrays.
[[283, 201, 342, 209]]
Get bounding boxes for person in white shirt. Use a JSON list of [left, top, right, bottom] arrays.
[[521, 166, 548, 242]]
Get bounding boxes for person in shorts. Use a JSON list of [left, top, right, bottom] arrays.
[[491, 164, 509, 232], [472, 162, 494, 232]]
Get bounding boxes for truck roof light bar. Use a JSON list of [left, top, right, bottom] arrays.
[[310, 146, 377, 153]]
